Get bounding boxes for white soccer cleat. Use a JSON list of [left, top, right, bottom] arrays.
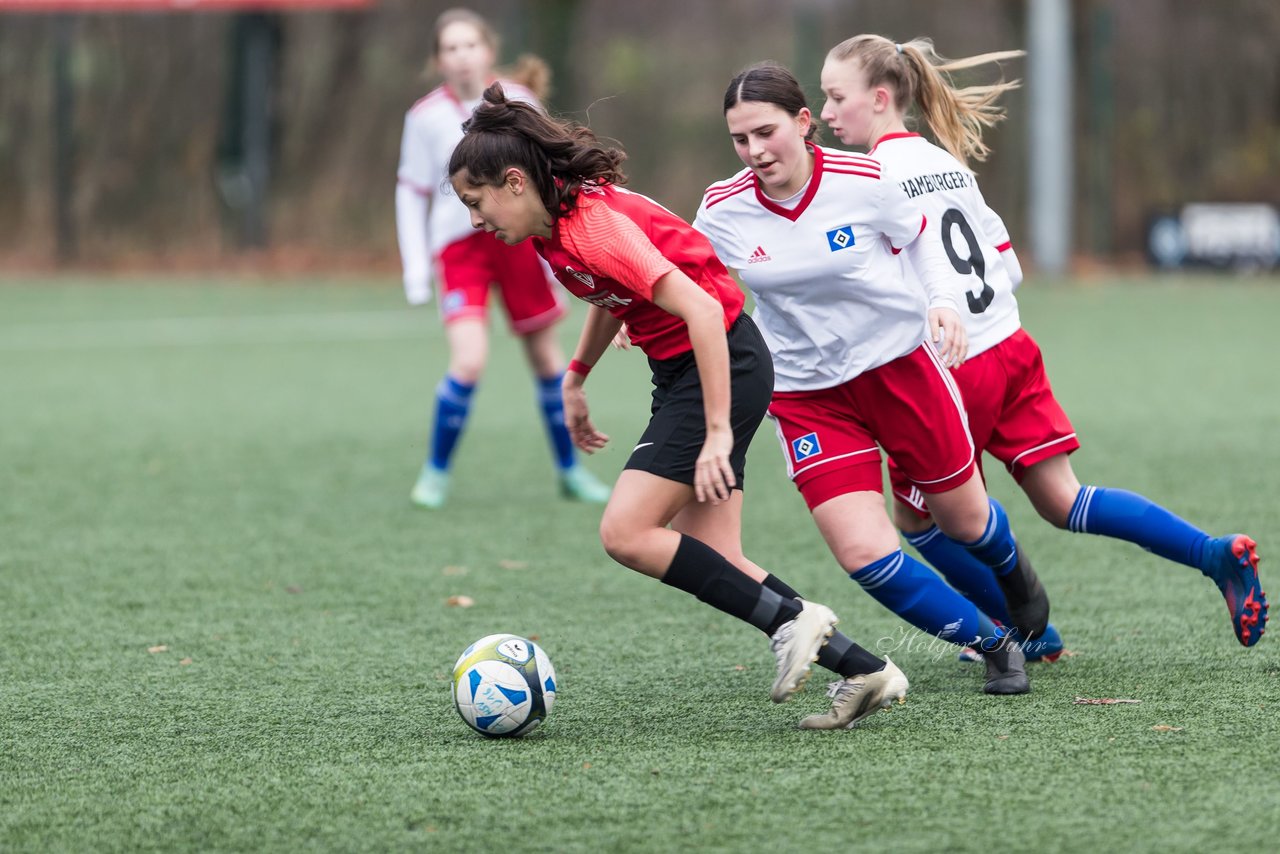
[[768, 600, 837, 703], [798, 657, 909, 730]]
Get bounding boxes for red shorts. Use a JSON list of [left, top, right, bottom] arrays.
[[435, 232, 566, 335], [769, 344, 976, 511], [890, 328, 1079, 517]]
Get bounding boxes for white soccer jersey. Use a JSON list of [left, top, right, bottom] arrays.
[[870, 133, 1021, 358], [694, 145, 958, 392], [396, 80, 539, 258]]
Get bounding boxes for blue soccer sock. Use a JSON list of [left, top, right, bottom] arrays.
[[1068, 485, 1210, 571], [849, 550, 1000, 646], [428, 375, 475, 471], [960, 497, 1020, 577], [903, 525, 1012, 624], [536, 372, 576, 471]]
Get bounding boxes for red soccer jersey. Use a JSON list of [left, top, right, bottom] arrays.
[[533, 184, 745, 360]]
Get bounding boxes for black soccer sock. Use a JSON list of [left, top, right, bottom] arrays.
[[661, 535, 801, 636], [818, 633, 887, 679], [762, 573, 802, 600], [764, 574, 885, 678]]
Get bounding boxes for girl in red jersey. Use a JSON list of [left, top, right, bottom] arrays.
[[446, 82, 909, 726], [822, 34, 1266, 648], [695, 63, 1050, 721], [396, 8, 610, 509]]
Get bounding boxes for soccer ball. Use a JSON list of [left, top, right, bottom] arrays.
[[451, 634, 557, 737]]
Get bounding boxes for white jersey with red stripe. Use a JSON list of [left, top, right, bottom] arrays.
[[397, 80, 540, 253], [694, 144, 955, 392], [870, 133, 1021, 359]]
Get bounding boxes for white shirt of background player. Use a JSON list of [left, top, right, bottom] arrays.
[[394, 35, 538, 305]]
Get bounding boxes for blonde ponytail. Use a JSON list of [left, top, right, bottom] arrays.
[[500, 53, 552, 102], [828, 34, 1023, 166]]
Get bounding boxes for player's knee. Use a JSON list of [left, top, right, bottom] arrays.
[[598, 516, 642, 569], [833, 537, 900, 575], [448, 356, 485, 385]]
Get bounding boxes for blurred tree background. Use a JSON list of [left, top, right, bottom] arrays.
[[0, 0, 1276, 268]]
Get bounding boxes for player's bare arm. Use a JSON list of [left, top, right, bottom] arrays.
[[562, 305, 622, 453]]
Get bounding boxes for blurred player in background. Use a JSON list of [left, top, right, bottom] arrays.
[[447, 83, 909, 729], [696, 63, 1049, 711], [820, 33, 1266, 648], [395, 7, 610, 509]]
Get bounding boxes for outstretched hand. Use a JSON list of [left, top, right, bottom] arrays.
[[562, 380, 609, 453]]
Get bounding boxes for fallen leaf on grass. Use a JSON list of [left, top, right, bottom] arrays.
[[179, 658, 193, 666], [499, 560, 528, 570], [442, 566, 469, 576], [1151, 724, 1184, 732], [582, 762, 592, 770], [733, 665, 747, 671], [147, 645, 168, 654], [1072, 697, 1141, 705], [446, 595, 475, 608]]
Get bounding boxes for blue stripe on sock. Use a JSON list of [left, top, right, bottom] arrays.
[[849, 551, 992, 645], [1067, 485, 1209, 569], [905, 526, 945, 549], [960, 497, 1020, 576], [972, 502, 999, 548], [852, 552, 904, 591], [1068, 485, 1096, 533]]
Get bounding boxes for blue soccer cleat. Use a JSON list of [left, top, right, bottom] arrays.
[[1020, 622, 1065, 663], [958, 622, 1064, 663], [1203, 535, 1267, 647]]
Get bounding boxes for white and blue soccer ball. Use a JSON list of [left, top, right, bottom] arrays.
[[451, 634, 557, 737]]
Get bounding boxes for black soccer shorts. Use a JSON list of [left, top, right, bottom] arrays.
[[624, 313, 774, 489]]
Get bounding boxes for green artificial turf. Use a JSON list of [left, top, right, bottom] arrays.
[[1, 274, 1277, 852]]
